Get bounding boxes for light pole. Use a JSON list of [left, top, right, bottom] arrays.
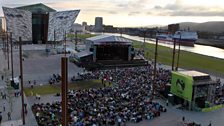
[[171, 38, 176, 71], [19, 37, 25, 124], [10, 32, 14, 84], [61, 57, 68, 126], [152, 38, 158, 100], [176, 34, 181, 71], [6, 33, 10, 70], [75, 31, 78, 50], [64, 31, 67, 57], [54, 29, 56, 49]]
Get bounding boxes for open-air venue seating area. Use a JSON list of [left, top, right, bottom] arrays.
[[32, 65, 170, 125], [31, 65, 223, 125]]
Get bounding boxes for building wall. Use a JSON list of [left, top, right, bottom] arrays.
[[2, 7, 32, 41], [168, 24, 180, 34], [48, 10, 80, 41], [0, 18, 2, 32], [1, 17, 7, 32], [72, 23, 85, 33], [94, 17, 103, 32]]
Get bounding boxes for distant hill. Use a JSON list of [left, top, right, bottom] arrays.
[[158, 21, 224, 33]]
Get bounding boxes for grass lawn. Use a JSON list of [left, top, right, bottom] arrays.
[[133, 41, 224, 76], [67, 33, 97, 39], [24, 80, 110, 96]]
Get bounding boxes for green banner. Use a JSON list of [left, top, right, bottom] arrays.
[[171, 71, 193, 101], [201, 105, 223, 112]]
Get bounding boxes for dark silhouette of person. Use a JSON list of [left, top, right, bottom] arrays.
[[7, 112, 11, 120], [182, 116, 185, 122]]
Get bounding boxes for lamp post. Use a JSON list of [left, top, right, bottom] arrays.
[[19, 37, 25, 124], [75, 31, 78, 50], [152, 38, 158, 100], [171, 38, 176, 71], [6, 33, 10, 70], [64, 31, 67, 57], [142, 30, 146, 55], [61, 57, 68, 126], [176, 34, 181, 71], [10, 32, 14, 84], [54, 29, 56, 49]]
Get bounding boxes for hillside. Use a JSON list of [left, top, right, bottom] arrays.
[[161, 21, 224, 33]]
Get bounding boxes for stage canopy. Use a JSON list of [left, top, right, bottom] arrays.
[[86, 35, 132, 45]]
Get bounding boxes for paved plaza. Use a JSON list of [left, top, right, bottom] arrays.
[[0, 43, 223, 126]]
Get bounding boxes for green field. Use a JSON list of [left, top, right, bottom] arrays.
[[67, 33, 96, 39], [133, 41, 224, 76], [24, 80, 111, 96]]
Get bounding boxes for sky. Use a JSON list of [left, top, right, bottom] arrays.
[[1, 0, 224, 27]]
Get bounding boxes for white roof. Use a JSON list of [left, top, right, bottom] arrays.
[[178, 70, 209, 77], [86, 35, 132, 45], [75, 51, 92, 58]]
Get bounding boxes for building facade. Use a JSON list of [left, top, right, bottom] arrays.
[[2, 3, 80, 44], [94, 17, 103, 32]]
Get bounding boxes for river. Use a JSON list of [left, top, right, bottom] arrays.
[[96, 33, 224, 59]]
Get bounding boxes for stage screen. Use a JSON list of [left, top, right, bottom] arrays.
[[96, 45, 129, 61], [3, 7, 32, 41], [48, 10, 80, 41], [171, 71, 193, 101]]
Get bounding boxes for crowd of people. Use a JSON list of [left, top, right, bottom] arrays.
[[214, 80, 224, 105], [32, 65, 171, 125], [31, 65, 224, 125], [49, 74, 61, 85]]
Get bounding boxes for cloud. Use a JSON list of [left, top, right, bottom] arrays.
[[154, 5, 162, 9], [146, 12, 152, 15], [117, 4, 128, 8], [128, 11, 141, 16], [170, 10, 224, 16], [107, 11, 118, 14], [151, 0, 224, 17], [117, 0, 152, 10]]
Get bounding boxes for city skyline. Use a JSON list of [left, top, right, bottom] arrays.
[[1, 0, 224, 27]]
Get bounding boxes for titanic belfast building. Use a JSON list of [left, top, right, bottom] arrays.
[[2, 3, 80, 44]]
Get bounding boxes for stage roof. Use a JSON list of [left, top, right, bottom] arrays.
[[86, 35, 132, 45], [75, 51, 93, 59], [178, 70, 209, 77]]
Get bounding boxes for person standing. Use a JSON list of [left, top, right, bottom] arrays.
[[3, 102, 5, 111], [182, 116, 185, 122], [1, 75, 3, 80], [24, 103, 27, 112], [7, 111, 11, 120]]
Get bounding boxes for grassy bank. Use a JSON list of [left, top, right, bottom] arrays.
[[24, 80, 110, 96], [67, 33, 96, 39], [133, 41, 224, 76]]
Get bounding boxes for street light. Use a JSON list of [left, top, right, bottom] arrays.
[[19, 37, 25, 125], [176, 33, 181, 71], [10, 32, 14, 85], [171, 38, 176, 71], [152, 37, 159, 100]]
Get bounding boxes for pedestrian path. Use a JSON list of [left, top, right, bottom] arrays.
[[1, 119, 22, 126], [0, 49, 38, 126]]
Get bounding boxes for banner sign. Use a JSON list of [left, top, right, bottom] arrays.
[[171, 71, 193, 101]]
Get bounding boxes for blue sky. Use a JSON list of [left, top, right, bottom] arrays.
[[1, 0, 224, 27]]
